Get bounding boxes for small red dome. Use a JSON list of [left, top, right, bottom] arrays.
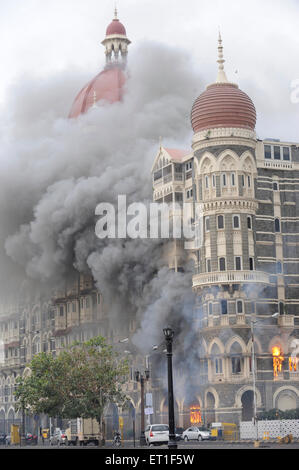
[[69, 67, 126, 118], [106, 19, 127, 36], [191, 82, 256, 133]]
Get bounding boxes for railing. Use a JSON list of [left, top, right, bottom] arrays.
[[263, 161, 293, 170], [278, 316, 294, 327], [193, 270, 271, 288]]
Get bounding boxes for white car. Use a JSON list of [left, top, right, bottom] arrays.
[[182, 426, 211, 441], [145, 424, 169, 446]]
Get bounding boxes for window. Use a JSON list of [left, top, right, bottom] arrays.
[[247, 216, 252, 230], [279, 302, 285, 315], [217, 215, 224, 230], [72, 302, 76, 312], [208, 302, 213, 315], [283, 147, 290, 161], [233, 215, 240, 229], [264, 145, 272, 159], [275, 218, 281, 233], [186, 189, 193, 199], [219, 258, 226, 272], [248, 175, 252, 188], [241, 175, 245, 187], [205, 175, 209, 189], [205, 217, 210, 232], [206, 259, 211, 273], [215, 358, 223, 374], [59, 306, 64, 316], [249, 257, 254, 271], [212, 174, 216, 187], [274, 146, 281, 160], [86, 297, 90, 309], [276, 261, 282, 274], [231, 172, 236, 186], [273, 182, 279, 191], [222, 174, 227, 187], [235, 256, 242, 271], [236, 300, 244, 314], [221, 300, 228, 315], [186, 162, 192, 171], [232, 357, 242, 374]]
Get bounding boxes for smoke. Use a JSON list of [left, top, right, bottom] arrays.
[[0, 40, 202, 394]]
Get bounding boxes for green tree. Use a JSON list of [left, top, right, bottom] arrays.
[[15, 336, 129, 439]]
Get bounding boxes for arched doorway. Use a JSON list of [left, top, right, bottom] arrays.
[[206, 392, 216, 426], [0, 410, 5, 434], [277, 393, 297, 411], [241, 390, 254, 421]]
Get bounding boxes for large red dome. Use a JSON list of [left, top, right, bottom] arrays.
[[106, 18, 127, 36], [191, 82, 256, 133], [69, 67, 126, 118]]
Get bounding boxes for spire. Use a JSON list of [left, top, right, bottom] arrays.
[[114, 4, 118, 19], [216, 31, 228, 83]]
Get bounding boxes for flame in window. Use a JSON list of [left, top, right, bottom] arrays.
[[272, 347, 284, 377], [289, 357, 298, 372], [190, 406, 202, 425]]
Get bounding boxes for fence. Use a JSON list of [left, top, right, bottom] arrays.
[[240, 420, 299, 440]]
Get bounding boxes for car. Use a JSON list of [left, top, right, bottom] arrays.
[[144, 424, 169, 446], [50, 429, 68, 446], [175, 427, 184, 441], [25, 433, 38, 445], [182, 426, 211, 442]]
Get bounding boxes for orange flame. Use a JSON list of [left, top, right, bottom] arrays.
[[190, 406, 202, 425], [289, 357, 298, 372], [272, 347, 284, 377]]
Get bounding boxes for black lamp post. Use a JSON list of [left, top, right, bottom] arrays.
[[135, 369, 150, 446], [163, 326, 177, 450]]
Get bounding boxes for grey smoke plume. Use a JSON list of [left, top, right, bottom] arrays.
[[0, 40, 202, 397]]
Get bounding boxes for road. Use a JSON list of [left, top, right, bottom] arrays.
[[2, 439, 299, 450]]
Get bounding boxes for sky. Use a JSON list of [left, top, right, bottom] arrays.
[[0, 0, 298, 142]]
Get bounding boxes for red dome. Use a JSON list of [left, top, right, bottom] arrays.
[[191, 82, 256, 133], [69, 67, 126, 118], [106, 19, 126, 36]]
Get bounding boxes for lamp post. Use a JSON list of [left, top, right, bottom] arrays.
[[163, 326, 177, 450], [135, 369, 150, 446]]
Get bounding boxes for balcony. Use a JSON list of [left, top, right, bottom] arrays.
[[278, 315, 294, 328], [193, 270, 271, 289]]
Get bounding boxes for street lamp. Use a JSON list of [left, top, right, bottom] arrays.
[[135, 369, 150, 446], [251, 312, 279, 443], [163, 326, 177, 450]]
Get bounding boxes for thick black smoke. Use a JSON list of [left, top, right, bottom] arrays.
[[0, 40, 202, 396]]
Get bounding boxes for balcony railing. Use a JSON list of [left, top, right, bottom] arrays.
[[193, 270, 271, 288]]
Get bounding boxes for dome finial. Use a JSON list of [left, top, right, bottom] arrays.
[[114, 4, 118, 19], [216, 30, 228, 83]]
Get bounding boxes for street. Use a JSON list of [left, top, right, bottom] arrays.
[[2, 439, 299, 450]]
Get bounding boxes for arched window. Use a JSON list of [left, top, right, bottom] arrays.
[[217, 215, 224, 230], [219, 258, 226, 272], [233, 215, 240, 229], [211, 344, 223, 375], [230, 342, 243, 375]]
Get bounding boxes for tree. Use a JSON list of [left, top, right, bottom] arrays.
[[15, 336, 129, 440]]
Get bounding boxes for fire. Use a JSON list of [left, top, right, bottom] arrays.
[[272, 347, 284, 377], [289, 357, 298, 372], [190, 406, 202, 425]]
